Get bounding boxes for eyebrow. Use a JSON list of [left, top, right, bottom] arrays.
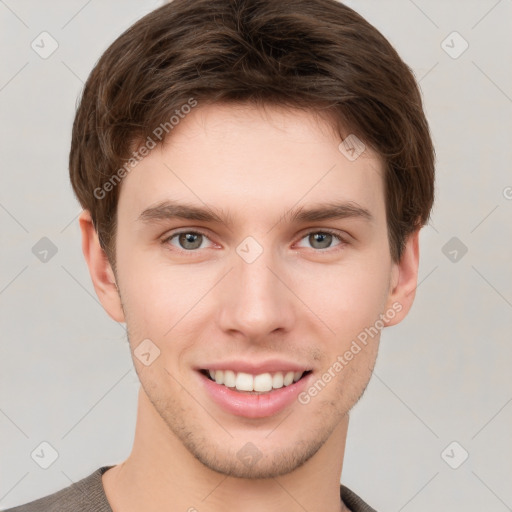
[[138, 199, 373, 226], [286, 201, 373, 224], [138, 201, 229, 224]]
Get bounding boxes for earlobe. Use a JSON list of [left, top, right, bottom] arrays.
[[79, 210, 125, 323], [383, 230, 420, 327]]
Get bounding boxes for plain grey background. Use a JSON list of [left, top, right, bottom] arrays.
[[1, 1, 511, 510]]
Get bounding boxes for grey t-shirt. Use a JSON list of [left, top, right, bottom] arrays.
[[4, 465, 377, 511]]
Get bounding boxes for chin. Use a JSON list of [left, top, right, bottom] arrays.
[[184, 435, 327, 479]]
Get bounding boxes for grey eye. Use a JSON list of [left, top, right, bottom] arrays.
[[165, 232, 207, 250], [178, 232, 203, 250], [308, 232, 334, 249]]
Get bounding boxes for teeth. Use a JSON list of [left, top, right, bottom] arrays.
[[272, 372, 284, 389], [235, 372, 253, 391], [283, 371, 294, 386], [207, 369, 306, 392], [223, 370, 236, 388], [253, 373, 273, 392], [214, 370, 224, 385]]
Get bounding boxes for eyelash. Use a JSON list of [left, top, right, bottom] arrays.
[[161, 229, 348, 255]]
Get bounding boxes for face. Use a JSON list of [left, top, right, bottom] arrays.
[[86, 103, 416, 479]]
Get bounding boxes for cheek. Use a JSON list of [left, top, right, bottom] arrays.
[[293, 257, 391, 334], [117, 252, 213, 342], [116, 228, 392, 344], [115, 249, 165, 338]]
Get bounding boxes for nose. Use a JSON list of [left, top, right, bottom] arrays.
[[216, 247, 297, 342]]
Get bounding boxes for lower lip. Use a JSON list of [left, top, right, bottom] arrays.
[[198, 371, 312, 419]]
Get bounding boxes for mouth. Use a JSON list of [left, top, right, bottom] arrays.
[[199, 368, 313, 394], [195, 360, 315, 418]]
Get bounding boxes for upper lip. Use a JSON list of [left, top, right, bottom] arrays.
[[197, 359, 312, 374]]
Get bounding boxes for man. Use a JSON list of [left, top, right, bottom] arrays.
[[6, 0, 434, 510]]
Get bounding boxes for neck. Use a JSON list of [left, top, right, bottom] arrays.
[[102, 387, 351, 512]]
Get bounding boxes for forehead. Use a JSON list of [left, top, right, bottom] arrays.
[[118, 103, 385, 224]]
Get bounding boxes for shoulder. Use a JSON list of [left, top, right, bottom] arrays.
[[3, 466, 114, 512], [340, 483, 378, 512]]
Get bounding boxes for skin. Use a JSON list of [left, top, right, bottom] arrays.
[[80, 103, 420, 512]]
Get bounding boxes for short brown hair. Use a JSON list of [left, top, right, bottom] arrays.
[[69, 0, 435, 264]]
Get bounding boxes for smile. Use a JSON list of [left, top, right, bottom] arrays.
[[197, 367, 314, 418], [201, 369, 312, 393]]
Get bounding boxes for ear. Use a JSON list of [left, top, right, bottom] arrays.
[[79, 210, 125, 323], [383, 229, 420, 327]]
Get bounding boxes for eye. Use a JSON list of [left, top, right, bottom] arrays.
[[296, 230, 345, 250], [164, 231, 213, 251]]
